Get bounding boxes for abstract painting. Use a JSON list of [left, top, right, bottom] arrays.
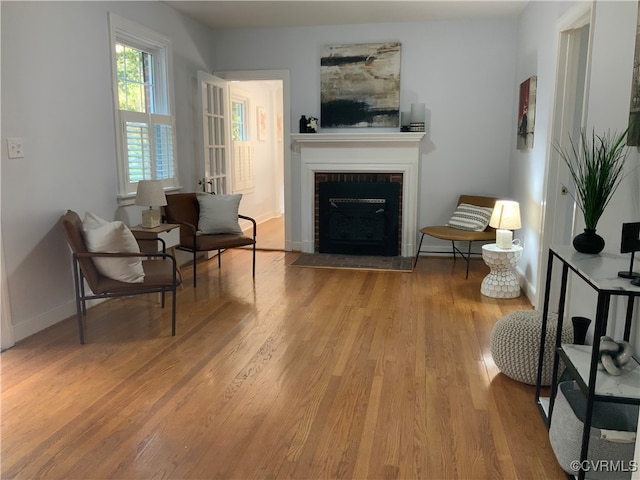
[[517, 76, 537, 150], [321, 42, 401, 128]]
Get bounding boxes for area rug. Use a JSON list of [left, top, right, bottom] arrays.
[[290, 253, 413, 272]]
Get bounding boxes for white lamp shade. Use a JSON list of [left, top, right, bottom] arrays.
[[490, 200, 521, 230], [135, 180, 167, 207]]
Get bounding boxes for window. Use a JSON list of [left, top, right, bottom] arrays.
[[109, 14, 179, 201], [230, 95, 254, 191], [231, 100, 248, 141]]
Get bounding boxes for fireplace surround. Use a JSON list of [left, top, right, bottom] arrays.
[[291, 132, 424, 257]]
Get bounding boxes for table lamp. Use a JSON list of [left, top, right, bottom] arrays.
[[490, 200, 521, 249], [135, 180, 167, 228]]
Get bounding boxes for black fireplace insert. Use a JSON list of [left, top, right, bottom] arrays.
[[318, 182, 400, 256]]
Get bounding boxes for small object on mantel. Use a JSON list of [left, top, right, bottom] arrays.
[[306, 116, 318, 133]]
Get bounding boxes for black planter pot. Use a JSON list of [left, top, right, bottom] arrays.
[[573, 228, 605, 254], [571, 316, 591, 345]]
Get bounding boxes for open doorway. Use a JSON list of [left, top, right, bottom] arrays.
[[214, 70, 291, 251], [228, 79, 284, 250]]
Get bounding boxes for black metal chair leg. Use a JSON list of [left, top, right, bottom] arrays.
[[465, 241, 472, 279], [72, 257, 86, 344], [218, 249, 222, 268], [171, 274, 177, 336], [192, 250, 197, 287], [252, 244, 256, 277], [414, 233, 425, 267], [451, 241, 457, 260]]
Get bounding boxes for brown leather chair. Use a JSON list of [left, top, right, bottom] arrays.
[[163, 193, 256, 287], [414, 195, 498, 278], [61, 210, 181, 344]]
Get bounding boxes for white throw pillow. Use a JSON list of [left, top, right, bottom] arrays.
[[197, 194, 243, 235], [446, 203, 493, 231], [82, 212, 145, 283]]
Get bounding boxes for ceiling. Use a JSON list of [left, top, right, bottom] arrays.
[[164, 1, 529, 29]]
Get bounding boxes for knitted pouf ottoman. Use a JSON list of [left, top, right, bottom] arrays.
[[490, 310, 573, 385]]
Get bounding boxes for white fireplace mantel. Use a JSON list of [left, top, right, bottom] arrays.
[[293, 131, 425, 257]]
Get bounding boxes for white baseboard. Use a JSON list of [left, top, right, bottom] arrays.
[[13, 299, 77, 342]]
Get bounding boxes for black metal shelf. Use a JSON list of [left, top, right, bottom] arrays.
[[534, 246, 640, 480]]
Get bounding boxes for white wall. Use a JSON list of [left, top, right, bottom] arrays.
[[209, 19, 520, 251], [1, 1, 214, 340]]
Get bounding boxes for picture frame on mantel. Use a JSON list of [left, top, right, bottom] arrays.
[[517, 76, 537, 150], [320, 42, 401, 128]]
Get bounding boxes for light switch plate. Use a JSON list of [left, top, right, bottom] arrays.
[[7, 138, 25, 159]]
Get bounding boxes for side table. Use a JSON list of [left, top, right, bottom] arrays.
[[481, 243, 523, 298], [130, 223, 182, 282]]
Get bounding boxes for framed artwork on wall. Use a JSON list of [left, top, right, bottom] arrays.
[[517, 76, 537, 150], [627, 0, 640, 145], [257, 106, 267, 141], [320, 42, 401, 128]]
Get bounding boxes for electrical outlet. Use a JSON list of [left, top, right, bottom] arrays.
[[7, 138, 24, 159]]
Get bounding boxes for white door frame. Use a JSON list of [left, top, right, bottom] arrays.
[[536, 3, 593, 309], [213, 69, 292, 251]]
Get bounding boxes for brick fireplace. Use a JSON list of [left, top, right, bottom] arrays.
[[292, 132, 424, 257]]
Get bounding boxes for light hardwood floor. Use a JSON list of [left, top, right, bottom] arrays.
[[1, 250, 566, 479], [252, 215, 285, 251]]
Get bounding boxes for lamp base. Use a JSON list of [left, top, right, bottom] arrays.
[[495, 229, 513, 249], [141, 208, 161, 228]]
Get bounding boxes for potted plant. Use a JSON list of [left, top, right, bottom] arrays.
[[554, 127, 630, 254]]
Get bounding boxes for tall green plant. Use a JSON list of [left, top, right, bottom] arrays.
[[554, 128, 630, 230]]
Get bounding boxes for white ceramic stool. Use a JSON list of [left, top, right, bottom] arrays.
[[481, 243, 523, 298]]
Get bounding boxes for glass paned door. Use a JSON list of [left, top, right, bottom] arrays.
[[198, 71, 230, 194]]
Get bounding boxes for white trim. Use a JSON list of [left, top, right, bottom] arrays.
[[108, 12, 179, 198], [536, 3, 594, 309], [1, 235, 15, 350], [295, 133, 424, 257]]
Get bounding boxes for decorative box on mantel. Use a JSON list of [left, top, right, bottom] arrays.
[[291, 132, 425, 257]]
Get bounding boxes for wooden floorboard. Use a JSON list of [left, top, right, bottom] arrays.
[[1, 251, 566, 479]]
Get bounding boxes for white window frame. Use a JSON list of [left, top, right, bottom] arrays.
[[231, 96, 250, 142], [230, 92, 255, 192], [109, 13, 180, 204]]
